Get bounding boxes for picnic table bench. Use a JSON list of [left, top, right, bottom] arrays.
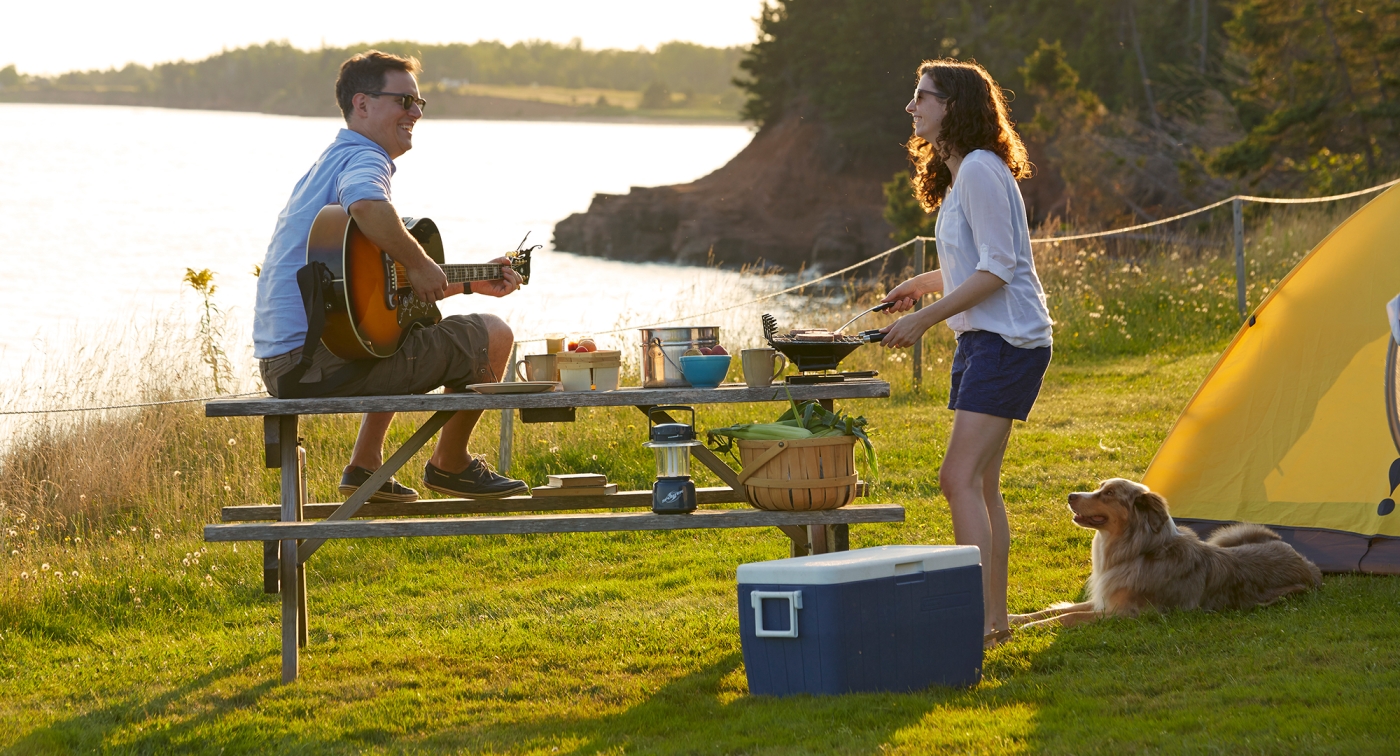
[[204, 379, 902, 683]]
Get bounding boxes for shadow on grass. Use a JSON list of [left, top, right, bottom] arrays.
[[419, 652, 1025, 754], [3, 649, 278, 755]]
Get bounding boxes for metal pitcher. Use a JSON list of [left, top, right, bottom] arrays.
[[640, 326, 720, 388]]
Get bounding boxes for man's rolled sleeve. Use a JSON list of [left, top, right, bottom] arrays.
[[336, 149, 394, 209], [963, 159, 1017, 283]]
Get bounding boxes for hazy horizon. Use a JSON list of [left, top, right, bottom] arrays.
[[4, 0, 765, 76]]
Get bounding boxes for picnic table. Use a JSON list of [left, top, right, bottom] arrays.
[[203, 379, 902, 683]]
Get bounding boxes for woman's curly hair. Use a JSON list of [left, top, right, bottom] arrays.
[[908, 59, 1031, 212]]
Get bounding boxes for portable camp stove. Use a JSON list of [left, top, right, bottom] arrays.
[[761, 313, 884, 384]]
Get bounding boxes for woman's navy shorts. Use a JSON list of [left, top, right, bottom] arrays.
[[948, 330, 1052, 421]]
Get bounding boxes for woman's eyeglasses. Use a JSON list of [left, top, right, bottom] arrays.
[[363, 91, 427, 111], [914, 88, 948, 104]]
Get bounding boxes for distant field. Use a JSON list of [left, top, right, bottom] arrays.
[[435, 82, 742, 120]]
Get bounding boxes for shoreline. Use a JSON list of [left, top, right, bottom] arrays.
[[0, 91, 747, 127]]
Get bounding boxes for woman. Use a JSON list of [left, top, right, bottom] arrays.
[[879, 59, 1053, 646]]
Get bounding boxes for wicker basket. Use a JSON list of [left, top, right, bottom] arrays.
[[735, 435, 859, 511]]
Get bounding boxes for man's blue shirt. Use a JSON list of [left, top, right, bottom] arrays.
[[253, 129, 396, 359]]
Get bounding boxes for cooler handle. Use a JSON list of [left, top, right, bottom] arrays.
[[750, 590, 803, 638]]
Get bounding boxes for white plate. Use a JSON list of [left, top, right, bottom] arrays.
[[464, 381, 560, 395]]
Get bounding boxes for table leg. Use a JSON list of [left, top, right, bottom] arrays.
[[777, 525, 809, 557], [297, 446, 309, 650], [832, 523, 850, 552], [809, 524, 829, 555], [278, 414, 300, 684]]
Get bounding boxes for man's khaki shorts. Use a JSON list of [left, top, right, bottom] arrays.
[[259, 314, 496, 398]]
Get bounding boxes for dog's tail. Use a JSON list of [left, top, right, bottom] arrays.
[[1208, 522, 1281, 548]]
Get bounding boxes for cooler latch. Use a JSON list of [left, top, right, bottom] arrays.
[[751, 590, 803, 638]]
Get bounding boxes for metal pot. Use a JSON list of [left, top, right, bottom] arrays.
[[640, 326, 720, 388]]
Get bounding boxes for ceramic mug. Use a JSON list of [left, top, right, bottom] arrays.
[[515, 353, 557, 382], [741, 348, 789, 388]]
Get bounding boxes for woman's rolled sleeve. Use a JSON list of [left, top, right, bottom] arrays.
[[962, 159, 1017, 283]]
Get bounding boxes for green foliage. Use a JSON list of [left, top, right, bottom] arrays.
[[1213, 0, 1400, 192], [0, 64, 19, 89], [640, 81, 672, 109], [16, 40, 746, 117], [182, 268, 230, 395], [882, 171, 937, 243]]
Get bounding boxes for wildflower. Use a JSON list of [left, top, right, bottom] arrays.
[[182, 558, 190, 567], [79, 495, 86, 502], [200, 547, 207, 554], [74, 537, 81, 543], [153, 532, 162, 540], [129, 526, 136, 532], [228, 438, 237, 446], [173, 471, 181, 478], [71, 571, 79, 578], [1089, 312, 1102, 318], [223, 485, 231, 493], [20, 572, 28, 580], [41, 563, 50, 571], [133, 597, 142, 605], [9, 550, 16, 556], [205, 574, 213, 582]]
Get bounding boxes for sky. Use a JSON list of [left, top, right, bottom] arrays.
[[3, 0, 768, 75]]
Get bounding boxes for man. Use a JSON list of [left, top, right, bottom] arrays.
[[253, 50, 529, 501]]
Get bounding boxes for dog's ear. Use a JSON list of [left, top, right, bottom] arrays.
[[1133, 491, 1171, 532]]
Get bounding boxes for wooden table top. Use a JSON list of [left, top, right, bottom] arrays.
[[205, 379, 891, 417]]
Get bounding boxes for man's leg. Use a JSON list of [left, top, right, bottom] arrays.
[[429, 314, 514, 473], [349, 413, 395, 471], [939, 409, 1014, 637]]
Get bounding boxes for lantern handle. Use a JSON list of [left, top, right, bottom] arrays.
[[648, 405, 695, 430]]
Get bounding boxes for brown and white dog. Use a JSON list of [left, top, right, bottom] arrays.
[[1012, 479, 1322, 630]]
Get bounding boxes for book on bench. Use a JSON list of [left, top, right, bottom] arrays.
[[530, 483, 618, 497], [547, 473, 608, 488]]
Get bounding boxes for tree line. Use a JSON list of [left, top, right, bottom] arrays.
[[737, 0, 1399, 230], [0, 39, 746, 117]]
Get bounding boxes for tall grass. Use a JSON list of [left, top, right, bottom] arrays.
[[0, 199, 1365, 581]]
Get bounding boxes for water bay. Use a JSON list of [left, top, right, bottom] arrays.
[[0, 104, 781, 389]]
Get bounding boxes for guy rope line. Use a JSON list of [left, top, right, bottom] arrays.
[[0, 391, 264, 416], [8, 177, 1397, 414]]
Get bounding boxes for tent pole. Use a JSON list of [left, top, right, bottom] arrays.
[[1233, 198, 1246, 319]]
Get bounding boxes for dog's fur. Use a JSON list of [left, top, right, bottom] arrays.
[[1012, 479, 1322, 629]]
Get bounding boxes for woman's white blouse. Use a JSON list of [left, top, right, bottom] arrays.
[[934, 150, 1053, 349]]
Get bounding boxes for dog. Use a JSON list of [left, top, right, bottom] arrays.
[[1011, 479, 1322, 630]]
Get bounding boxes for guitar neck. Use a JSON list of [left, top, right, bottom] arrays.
[[394, 262, 505, 285]]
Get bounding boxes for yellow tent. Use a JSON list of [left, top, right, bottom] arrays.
[[1143, 186, 1400, 573]]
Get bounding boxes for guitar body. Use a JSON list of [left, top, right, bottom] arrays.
[[306, 204, 531, 360]]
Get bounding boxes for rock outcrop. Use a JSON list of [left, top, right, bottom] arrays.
[[553, 111, 902, 271]]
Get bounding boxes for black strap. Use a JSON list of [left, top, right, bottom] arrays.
[[275, 262, 373, 399]]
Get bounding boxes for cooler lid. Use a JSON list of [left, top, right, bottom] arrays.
[[736, 545, 980, 586]]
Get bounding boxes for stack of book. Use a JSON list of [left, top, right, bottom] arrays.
[[530, 473, 618, 497]]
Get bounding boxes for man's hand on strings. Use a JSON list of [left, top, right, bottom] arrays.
[[470, 257, 523, 298]]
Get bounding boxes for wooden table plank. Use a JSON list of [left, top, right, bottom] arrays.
[[220, 483, 872, 521], [205, 505, 905, 541], [205, 380, 891, 417]]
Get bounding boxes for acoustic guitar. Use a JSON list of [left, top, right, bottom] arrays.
[[306, 204, 533, 360]]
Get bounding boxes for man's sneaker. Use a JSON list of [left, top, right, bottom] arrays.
[[423, 458, 530, 499], [339, 465, 419, 503]]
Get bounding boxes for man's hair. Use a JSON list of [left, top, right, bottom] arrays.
[[335, 50, 422, 122]]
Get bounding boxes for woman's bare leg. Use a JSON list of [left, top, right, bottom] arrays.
[[939, 409, 1013, 636], [981, 431, 1012, 636]]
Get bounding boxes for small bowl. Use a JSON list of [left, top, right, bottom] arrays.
[[679, 354, 731, 389]]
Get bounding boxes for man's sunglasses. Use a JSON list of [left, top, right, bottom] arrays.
[[363, 91, 427, 111], [914, 88, 949, 103]]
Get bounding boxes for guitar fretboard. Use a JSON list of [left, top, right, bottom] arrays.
[[394, 262, 507, 286]]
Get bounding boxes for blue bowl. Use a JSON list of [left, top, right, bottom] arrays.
[[679, 354, 732, 388]]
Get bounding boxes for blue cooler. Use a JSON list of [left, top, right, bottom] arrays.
[[737, 545, 983, 695]]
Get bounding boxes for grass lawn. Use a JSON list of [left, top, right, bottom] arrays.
[[4, 346, 1398, 754]]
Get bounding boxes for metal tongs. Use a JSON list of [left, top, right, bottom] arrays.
[[836, 301, 895, 333]]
